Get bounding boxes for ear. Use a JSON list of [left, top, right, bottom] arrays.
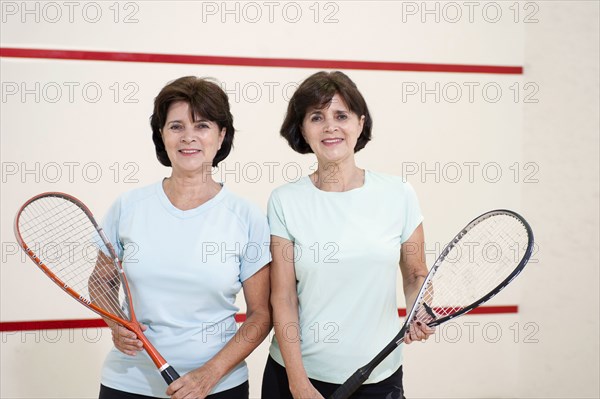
[[359, 115, 365, 134], [218, 127, 226, 149]]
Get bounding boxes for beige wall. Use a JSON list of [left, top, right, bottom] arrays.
[[519, 2, 599, 397], [1, 1, 598, 397]]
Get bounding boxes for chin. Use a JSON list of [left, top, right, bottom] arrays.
[[319, 152, 350, 163]]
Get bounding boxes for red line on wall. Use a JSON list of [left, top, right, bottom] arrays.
[[0, 47, 523, 75], [0, 307, 517, 332], [0, 318, 108, 332]]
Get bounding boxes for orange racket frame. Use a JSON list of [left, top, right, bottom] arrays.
[[14, 192, 180, 384]]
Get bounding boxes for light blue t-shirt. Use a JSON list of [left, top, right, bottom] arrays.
[[267, 170, 423, 384], [100, 181, 271, 397]]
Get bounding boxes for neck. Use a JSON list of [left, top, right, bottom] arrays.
[[163, 169, 221, 210], [312, 159, 364, 192]]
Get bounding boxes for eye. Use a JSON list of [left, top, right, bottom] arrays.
[[309, 114, 322, 122], [336, 113, 348, 120], [168, 123, 183, 131], [196, 122, 211, 129]]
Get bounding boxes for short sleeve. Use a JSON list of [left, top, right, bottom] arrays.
[[400, 182, 424, 243], [267, 190, 293, 241], [99, 197, 124, 260], [240, 207, 272, 282]]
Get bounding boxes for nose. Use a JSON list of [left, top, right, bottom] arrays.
[[180, 127, 196, 143], [323, 118, 338, 134]]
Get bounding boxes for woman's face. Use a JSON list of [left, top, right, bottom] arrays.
[[161, 101, 225, 174], [301, 93, 365, 166]]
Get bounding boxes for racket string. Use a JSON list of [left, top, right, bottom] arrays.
[[21, 199, 93, 247], [418, 214, 529, 321], [18, 196, 129, 321]]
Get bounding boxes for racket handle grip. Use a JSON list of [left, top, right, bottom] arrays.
[[161, 365, 180, 384], [329, 368, 369, 399]]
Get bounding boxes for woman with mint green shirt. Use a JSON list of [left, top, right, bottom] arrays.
[[262, 71, 434, 399]]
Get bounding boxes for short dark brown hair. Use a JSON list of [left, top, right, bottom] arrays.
[[151, 76, 234, 167], [280, 71, 372, 154]]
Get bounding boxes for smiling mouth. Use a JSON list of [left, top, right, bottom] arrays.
[[322, 138, 343, 145], [179, 149, 201, 154]]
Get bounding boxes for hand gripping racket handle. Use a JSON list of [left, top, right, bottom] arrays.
[[329, 368, 369, 399], [160, 365, 180, 384]]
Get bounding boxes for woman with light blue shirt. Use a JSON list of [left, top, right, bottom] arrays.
[[261, 71, 435, 398], [98, 76, 271, 399]]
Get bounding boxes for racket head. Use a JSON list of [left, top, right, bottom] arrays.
[[14, 192, 179, 382], [14, 192, 132, 325], [407, 209, 534, 327]]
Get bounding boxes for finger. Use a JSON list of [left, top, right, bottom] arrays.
[[122, 340, 143, 351], [404, 326, 414, 344], [114, 341, 138, 356], [424, 325, 436, 334], [416, 321, 436, 337], [166, 377, 184, 396], [116, 333, 144, 350], [112, 335, 143, 355], [418, 325, 436, 343], [422, 327, 436, 338], [113, 331, 143, 348], [170, 386, 194, 399], [412, 321, 423, 338], [119, 326, 138, 339], [112, 331, 137, 343], [124, 336, 143, 347], [115, 340, 141, 355], [414, 321, 428, 340], [121, 348, 138, 356]]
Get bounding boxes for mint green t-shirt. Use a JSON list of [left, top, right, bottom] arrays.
[[267, 170, 423, 384]]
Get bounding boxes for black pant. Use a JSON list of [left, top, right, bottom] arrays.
[[261, 356, 405, 399], [99, 382, 249, 399]]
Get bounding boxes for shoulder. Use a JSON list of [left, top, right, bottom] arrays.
[[268, 177, 312, 202], [120, 181, 159, 202], [366, 170, 417, 195], [110, 181, 160, 213], [220, 187, 267, 225]]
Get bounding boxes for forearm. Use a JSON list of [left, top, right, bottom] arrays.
[[203, 307, 271, 379], [400, 224, 428, 311], [271, 296, 310, 385], [403, 274, 426, 311]]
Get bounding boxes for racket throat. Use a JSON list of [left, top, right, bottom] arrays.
[[423, 303, 438, 322]]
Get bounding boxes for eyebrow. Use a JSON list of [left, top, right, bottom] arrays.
[[166, 118, 212, 124], [306, 107, 349, 116]]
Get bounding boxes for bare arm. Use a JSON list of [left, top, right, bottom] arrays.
[[400, 223, 435, 343], [270, 235, 324, 399], [167, 264, 272, 399]]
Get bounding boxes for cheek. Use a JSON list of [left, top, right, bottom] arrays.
[[163, 135, 176, 151], [352, 125, 363, 140], [302, 126, 318, 142]]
